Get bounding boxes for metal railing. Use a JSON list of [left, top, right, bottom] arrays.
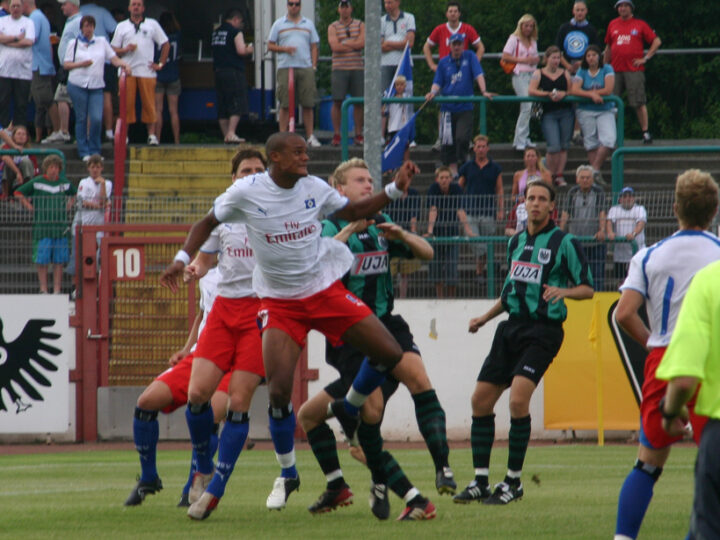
[[340, 95, 625, 161], [0, 148, 66, 172], [611, 145, 720, 194]]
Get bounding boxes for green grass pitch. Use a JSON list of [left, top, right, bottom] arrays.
[[0, 444, 696, 539]]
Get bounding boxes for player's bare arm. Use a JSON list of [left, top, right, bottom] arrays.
[[614, 289, 651, 349], [469, 298, 505, 333], [542, 283, 593, 304], [160, 212, 220, 292], [377, 222, 433, 260]]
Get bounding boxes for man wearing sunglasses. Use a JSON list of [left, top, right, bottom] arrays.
[[268, 0, 321, 147]]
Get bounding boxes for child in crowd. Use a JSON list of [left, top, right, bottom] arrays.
[[383, 75, 414, 161], [14, 155, 76, 294], [1, 125, 37, 199], [66, 154, 112, 279]]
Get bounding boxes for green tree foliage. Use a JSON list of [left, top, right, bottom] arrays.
[[316, 0, 720, 142]]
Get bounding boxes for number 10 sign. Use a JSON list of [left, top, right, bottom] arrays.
[[110, 246, 145, 281]]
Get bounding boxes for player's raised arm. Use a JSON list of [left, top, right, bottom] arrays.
[[160, 212, 220, 292]]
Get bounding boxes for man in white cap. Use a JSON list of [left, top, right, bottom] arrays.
[[603, 0, 661, 144]]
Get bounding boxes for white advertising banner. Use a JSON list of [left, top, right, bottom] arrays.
[[0, 295, 72, 433]]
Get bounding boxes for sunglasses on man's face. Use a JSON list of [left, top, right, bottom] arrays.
[[288, 2, 300, 6]]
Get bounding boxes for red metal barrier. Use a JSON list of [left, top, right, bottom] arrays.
[[111, 71, 127, 223]]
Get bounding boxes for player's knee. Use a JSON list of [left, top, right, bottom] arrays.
[[187, 385, 212, 406], [508, 397, 530, 418], [361, 403, 383, 424], [268, 388, 291, 409]]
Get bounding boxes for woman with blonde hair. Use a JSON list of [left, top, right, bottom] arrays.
[[502, 14, 540, 152], [510, 147, 552, 201]]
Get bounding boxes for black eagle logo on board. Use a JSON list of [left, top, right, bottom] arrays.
[[0, 319, 61, 414]]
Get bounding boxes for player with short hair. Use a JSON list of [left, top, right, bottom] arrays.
[[161, 133, 424, 514], [457, 180, 593, 504], [298, 157, 450, 521], [613, 169, 720, 540]]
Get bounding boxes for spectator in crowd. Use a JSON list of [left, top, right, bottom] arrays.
[[267, 0, 321, 146], [43, 0, 80, 145], [606, 186, 646, 284], [64, 15, 130, 161], [387, 186, 421, 298], [425, 166, 474, 298], [66, 153, 110, 279], [458, 134, 503, 277], [211, 8, 252, 144], [14, 154, 76, 294], [604, 0, 661, 144], [111, 0, 169, 146], [529, 45, 573, 187], [423, 1, 484, 152], [570, 44, 615, 185], [154, 11, 181, 145], [24, 0, 60, 144], [502, 14, 539, 152], [510, 147, 552, 201], [560, 164, 607, 290], [79, 1, 118, 141], [328, 0, 364, 147], [555, 1, 599, 75], [0, 0, 35, 128], [426, 33, 491, 178], [1, 124, 37, 199], [384, 74, 412, 159], [380, 0, 415, 93], [0, 0, 8, 16]]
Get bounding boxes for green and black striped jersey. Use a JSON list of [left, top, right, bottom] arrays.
[[321, 213, 413, 318], [501, 220, 593, 323]]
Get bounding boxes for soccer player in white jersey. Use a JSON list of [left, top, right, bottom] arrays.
[[613, 169, 720, 540], [161, 132, 424, 511], [174, 149, 288, 520], [125, 267, 231, 507]]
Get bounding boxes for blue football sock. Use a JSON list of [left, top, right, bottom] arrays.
[[344, 358, 386, 416], [207, 412, 249, 499], [269, 404, 297, 478], [133, 407, 159, 483], [185, 402, 215, 474], [616, 465, 658, 538]]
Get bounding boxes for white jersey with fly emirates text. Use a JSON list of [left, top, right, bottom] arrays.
[[212, 172, 352, 299], [190, 267, 220, 353], [199, 222, 256, 298], [620, 230, 720, 348]]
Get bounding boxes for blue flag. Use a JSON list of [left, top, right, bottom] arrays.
[[385, 43, 413, 97], [382, 44, 415, 173], [382, 110, 418, 172]]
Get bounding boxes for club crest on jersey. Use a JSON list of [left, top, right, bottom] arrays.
[[538, 248, 551, 264], [345, 294, 365, 306], [510, 260, 542, 284], [304, 197, 316, 209]]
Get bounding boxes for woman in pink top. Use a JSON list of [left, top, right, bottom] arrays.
[[502, 14, 540, 152], [510, 147, 552, 201]]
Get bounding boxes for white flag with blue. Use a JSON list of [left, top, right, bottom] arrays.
[[382, 44, 414, 172]]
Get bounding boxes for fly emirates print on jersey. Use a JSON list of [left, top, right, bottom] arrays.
[[213, 172, 353, 298]]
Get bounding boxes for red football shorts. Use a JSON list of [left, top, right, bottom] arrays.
[[193, 296, 265, 377], [258, 280, 372, 348], [155, 353, 231, 414], [640, 347, 707, 448]]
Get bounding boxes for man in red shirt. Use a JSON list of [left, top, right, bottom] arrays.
[[603, 0, 661, 144], [422, 1, 483, 72]]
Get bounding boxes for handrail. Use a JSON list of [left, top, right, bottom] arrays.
[[610, 145, 720, 195], [340, 95, 625, 162], [112, 70, 128, 223], [0, 148, 66, 172]]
